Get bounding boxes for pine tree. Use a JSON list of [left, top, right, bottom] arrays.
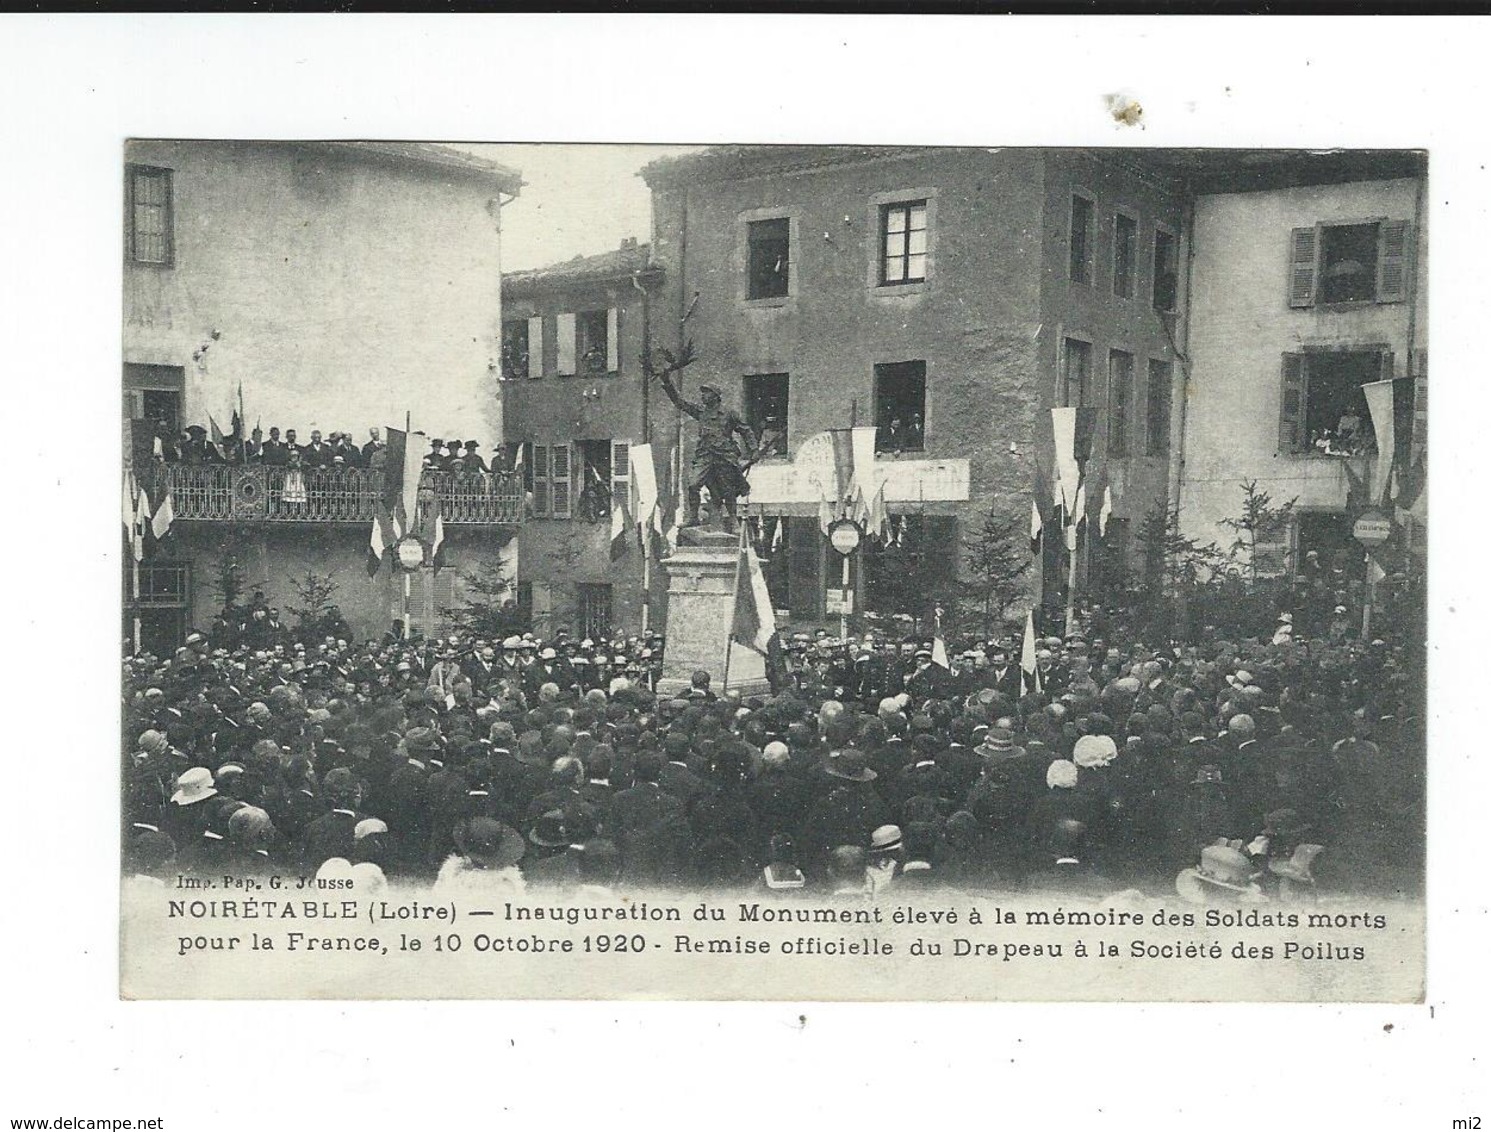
[[286, 570, 340, 640], [958, 500, 1031, 640], [1221, 479, 1298, 588]]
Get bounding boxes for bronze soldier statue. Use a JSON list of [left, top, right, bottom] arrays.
[[648, 344, 776, 532]]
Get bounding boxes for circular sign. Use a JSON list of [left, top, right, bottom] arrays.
[[828, 518, 862, 556], [1353, 511, 1393, 546], [395, 537, 426, 570], [794, 432, 838, 501]]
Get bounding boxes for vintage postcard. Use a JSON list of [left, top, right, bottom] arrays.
[[119, 139, 1427, 1002]]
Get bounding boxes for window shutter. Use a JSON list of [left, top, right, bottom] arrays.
[[606, 308, 620, 372], [1376, 220, 1410, 304], [1278, 353, 1306, 455], [433, 568, 461, 633], [611, 440, 631, 513], [1287, 227, 1318, 308], [551, 443, 572, 518], [556, 313, 577, 376], [531, 444, 550, 517], [526, 317, 544, 379]]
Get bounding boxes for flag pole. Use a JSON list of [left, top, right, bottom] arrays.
[[641, 522, 651, 635], [840, 550, 850, 643], [403, 409, 413, 640], [1064, 505, 1079, 639]]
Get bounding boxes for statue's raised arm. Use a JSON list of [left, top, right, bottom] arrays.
[[642, 341, 752, 533], [644, 345, 701, 419]]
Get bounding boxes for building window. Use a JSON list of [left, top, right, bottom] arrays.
[[743, 373, 790, 457], [1069, 194, 1094, 285], [1113, 213, 1137, 299], [526, 443, 572, 518], [1278, 349, 1390, 457], [880, 200, 929, 286], [1290, 221, 1411, 308], [501, 320, 529, 382], [1061, 338, 1092, 407], [127, 165, 174, 266], [747, 217, 791, 300], [1107, 350, 1134, 457], [577, 310, 612, 375], [1153, 227, 1178, 312], [1146, 359, 1172, 457], [577, 583, 613, 640], [575, 439, 631, 520], [127, 561, 189, 656], [1317, 224, 1379, 304], [873, 361, 926, 453], [577, 440, 613, 521]]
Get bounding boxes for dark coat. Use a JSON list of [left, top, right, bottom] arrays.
[[800, 781, 892, 860], [299, 807, 364, 869]]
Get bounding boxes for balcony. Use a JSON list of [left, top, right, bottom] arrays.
[[146, 465, 523, 525]]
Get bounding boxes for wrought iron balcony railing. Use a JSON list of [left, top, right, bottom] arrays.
[[146, 465, 523, 525]]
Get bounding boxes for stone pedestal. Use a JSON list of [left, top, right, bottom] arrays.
[[657, 529, 770, 697]]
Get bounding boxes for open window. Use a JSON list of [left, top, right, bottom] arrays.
[[577, 309, 618, 375], [1278, 349, 1391, 457], [1288, 221, 1410, 307], [874, 361, 926, 453], [577, 440, 612, 520], [500, 320, 529, 382], [747, 217, 791, 300], [743, 373, 789, 457]]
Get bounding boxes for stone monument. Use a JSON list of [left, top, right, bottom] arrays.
[[656, 528, 770, 697]]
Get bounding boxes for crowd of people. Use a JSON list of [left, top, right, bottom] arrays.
[[149, 422, 510, 475], [123, 592, 1424, 905]]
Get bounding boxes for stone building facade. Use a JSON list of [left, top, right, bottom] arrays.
[[123, 141, 524, 652], [641, 145, 1188, 633]]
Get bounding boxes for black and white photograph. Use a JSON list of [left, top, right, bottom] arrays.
[[6, 13, 1489, 1132], [117, 138, 1428, 1002]]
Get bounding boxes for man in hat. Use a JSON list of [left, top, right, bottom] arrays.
[[164, 766, 220, 850], [433, 816, 526, 897], [800, 750, 892, 869], [610, 749, 689, 884], [179, 425, 223, 466], [424, 437, 448, 471], [298, 766, 373, 869], [460, 440, 488, 474], [906, 646, 950, 702], [650, 365, 759, 531]]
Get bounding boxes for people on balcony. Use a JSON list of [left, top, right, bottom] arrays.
[[178, 425, 224, 466], [153, 422, 512, 500]]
